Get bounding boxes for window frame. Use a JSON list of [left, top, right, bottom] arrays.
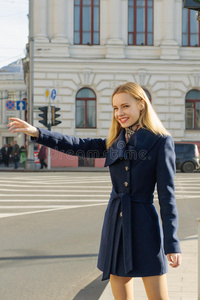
[[74, 0, 100, 45], [128, 0, 154, 46], [185, 90, 200, 130], [143, 88, 152, 102], [75, 88, 97, 129], [182, 1, 200, 47]]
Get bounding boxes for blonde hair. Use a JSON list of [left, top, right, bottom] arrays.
[[106, 82, 171, 149]]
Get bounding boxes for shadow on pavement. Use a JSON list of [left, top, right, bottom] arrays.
[[73, 274, 108, 300]]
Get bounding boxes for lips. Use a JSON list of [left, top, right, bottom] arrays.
[[119, 117, 129, 124]]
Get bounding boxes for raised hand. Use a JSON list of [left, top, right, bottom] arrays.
[[7, 118, 39, 138]]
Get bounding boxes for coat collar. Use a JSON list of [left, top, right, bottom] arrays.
[[104, 127, 162, 167]]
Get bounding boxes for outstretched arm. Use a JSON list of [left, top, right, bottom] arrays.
[[8, 118, 107, 159]]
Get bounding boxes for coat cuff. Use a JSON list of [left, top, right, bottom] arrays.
[[30, 128, 46, 143]]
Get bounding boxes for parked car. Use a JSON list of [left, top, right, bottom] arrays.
[[174, 143, 200, 173]]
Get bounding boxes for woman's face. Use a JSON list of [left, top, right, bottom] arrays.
[[112, 93, 144, 128]]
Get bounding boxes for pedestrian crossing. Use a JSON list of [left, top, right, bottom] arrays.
[[0, 172, 199, 219], [0, 172, 111, 218]]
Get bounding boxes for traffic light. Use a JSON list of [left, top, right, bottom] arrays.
[[38, 106, 48, 127], [184, 0, 200, 10], [51, 106, 61, 126]]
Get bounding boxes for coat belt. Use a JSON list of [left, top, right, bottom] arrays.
[[102, 190, 154, 280]]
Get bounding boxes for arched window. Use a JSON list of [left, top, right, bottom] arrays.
[[76, 88, 96, 128], [182, 1, 200, 46], [185, 90, 200, 129], [74, 0, 100, 45], [143, 88, 151, 102], [128, 0, 153, 46]]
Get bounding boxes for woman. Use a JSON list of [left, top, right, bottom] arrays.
[[8, 82, 181, 300]]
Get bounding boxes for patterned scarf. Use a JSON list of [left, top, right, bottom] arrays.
[[125, 123, 140, 143]]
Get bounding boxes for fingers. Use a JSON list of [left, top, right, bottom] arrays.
[[167, 253, 182, 268], [8, 118, 25, 127], [7, 118, 26, 133], [7, 118, 39, 137], [7, 123, 21, 134]]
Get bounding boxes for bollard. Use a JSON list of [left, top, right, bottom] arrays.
[[198, 218, 200, 300]]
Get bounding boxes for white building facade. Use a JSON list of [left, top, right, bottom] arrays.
[[27, 0, 200, 167], [0, 60, 27, 149]]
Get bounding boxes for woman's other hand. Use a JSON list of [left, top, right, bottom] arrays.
[[167, 253, 182, 268], [7, 118, 39, 138]]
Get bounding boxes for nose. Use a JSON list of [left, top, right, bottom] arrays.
[[117, 107, 124, 117]]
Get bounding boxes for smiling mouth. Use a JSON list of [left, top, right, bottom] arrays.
[[119, 118, 129, 123]]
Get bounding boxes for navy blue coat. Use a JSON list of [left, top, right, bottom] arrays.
[[32, 127, 181, 281]]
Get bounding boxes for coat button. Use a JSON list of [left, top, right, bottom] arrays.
[[124, 182, 128, 187], [120, 212, 122, 217], [125, 166, 129, 171]]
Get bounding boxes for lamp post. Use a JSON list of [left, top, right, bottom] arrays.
[[25, 0, 35, 170]]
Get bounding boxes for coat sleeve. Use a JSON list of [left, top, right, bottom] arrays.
[[156, 135, 181, 254], [31, 128, 107, 159]]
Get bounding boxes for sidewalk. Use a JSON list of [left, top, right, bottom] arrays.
[[0, 164, 109, 172], [98, 235, 198, 300]]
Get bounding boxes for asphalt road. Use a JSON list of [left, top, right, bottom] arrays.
[[0, 172, 199, 300]]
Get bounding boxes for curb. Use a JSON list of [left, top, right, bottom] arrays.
[[0, 167, 109, 172]]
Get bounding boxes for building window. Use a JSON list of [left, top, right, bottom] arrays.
[[74, 0, 100, 45], [76, 88, 96, 128], [185, 90, 200, 129], [182, 1, 200, 46], [128, 0, 153, 46], [143, 88, 151, 102]]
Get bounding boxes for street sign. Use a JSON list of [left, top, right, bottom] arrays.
[[51, 89, 56, 100], [34, 151, 40, 164], [6, 100, 15, 110], [45, 88, 50, 99], [16, 100, 26, 110]]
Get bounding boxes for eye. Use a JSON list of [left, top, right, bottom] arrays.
[[113, 107, 118, 110], [123, 105, 129, 108]]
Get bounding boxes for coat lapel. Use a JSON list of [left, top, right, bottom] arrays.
[[104, 127, 162, 167]]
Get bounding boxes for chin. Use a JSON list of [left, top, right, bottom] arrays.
[[120, 122, 132, 128]]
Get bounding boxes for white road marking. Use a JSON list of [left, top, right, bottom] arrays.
[[0, 194, 109, 197], [0, 188, 111, 192], [0, 184, 112, 188], [0, 205, 101, 208], [0, 203, 107, 219], [0, 180, 111, 184], [0, 199, 108, 202]]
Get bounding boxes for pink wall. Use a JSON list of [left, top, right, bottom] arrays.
[[50, 149, 78, 167], [95, 158, 106, 167], [50, 148, 106, 167]]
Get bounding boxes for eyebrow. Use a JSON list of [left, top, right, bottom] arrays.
[[112, 102, 129, 108]]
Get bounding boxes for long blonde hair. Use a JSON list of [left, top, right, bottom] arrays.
[[106, 82, 171, 149]]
